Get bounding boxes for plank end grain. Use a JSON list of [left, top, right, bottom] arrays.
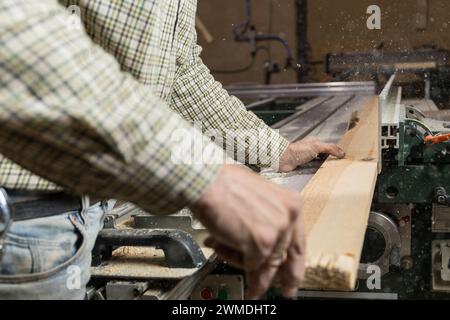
[[301, 96, 380, 290]]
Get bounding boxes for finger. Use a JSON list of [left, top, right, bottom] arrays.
[[245, 262, 280, 300], [246, 227, 294, 299], [243, 223, 285, 272], [316, 142, 345, 158], [206, 240, 245, 269], [280, 249, 305, 298], [246, 244, 292, 299], [279, 221, 307, 298]]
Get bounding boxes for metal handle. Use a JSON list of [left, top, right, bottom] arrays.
[[93, 228, 207, 269]]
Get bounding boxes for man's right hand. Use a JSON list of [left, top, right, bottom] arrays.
[[190, 164, 306, 299]]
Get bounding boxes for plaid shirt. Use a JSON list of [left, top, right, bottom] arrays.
[[0, 0, 289, 213]]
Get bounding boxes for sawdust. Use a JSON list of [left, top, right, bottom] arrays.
[[112, 246, 165, 262], [115, 218, 135, 229], [91, 246, 215, 280]]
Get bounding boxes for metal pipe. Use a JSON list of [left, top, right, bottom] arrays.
[[296, 0, 310, 82]]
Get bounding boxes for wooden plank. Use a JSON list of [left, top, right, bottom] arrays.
[[301, 96, 379, 290], [196, 16, 214, 44], [394, 62, 436, 71]]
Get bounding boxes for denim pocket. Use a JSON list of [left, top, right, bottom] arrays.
[[0, 236, 33, 275], [0, 211, 85, 279]]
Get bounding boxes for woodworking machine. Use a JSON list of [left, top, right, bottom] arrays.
[[87, 78, 450, 300], [237, 76, 450, 300], [365, 74, 450, 299], [86, 82, 376, 300]]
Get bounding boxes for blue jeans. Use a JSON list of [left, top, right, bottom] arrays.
[[0, 200, 110, 300]]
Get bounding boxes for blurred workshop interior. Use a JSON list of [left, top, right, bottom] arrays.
[[197, 0, 449, 105]]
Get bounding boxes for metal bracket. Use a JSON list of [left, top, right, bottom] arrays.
[[432, 241, 450, 292], [105, 281, 150, 300], [102, 203, 136, 229], [434, 187, 450, 206], [442, 245, 450, 282]]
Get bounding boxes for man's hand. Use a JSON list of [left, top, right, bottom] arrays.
[[278, 138, 345, 172], [190, 164, 305, 299]]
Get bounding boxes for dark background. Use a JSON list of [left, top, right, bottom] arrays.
[[196, 0, 450, 85]]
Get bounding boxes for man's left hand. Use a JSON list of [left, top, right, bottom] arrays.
[[278, 138, 345, 172]]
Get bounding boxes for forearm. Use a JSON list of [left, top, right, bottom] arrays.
[[172, 58, 289, 165], [171, 4, 289, 169], [0, 1, 223, 214]]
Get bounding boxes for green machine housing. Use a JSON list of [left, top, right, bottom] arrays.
[[377, 87, 450, 205]]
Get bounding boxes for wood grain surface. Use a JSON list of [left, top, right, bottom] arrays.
[[301, 96, 379, 290]]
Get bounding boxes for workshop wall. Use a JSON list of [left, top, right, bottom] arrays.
[[308, 0, 450, 82], [197, 0, 450, 85], [196, 0, 298, 85]]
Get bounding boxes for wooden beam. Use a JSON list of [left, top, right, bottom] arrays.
[[301, 96, 379, 290], [196, 15, 214, 44]]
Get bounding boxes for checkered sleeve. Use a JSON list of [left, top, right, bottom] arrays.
[[170, 0, 290, 169], [0, 0, 223, 214]]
